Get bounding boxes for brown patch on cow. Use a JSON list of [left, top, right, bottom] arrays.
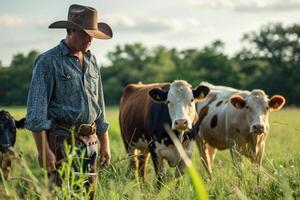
[[194, 95, 217, 127], [210, 115, 218, 128], [196, 106, 209, 127], [216, 100, 223, 107]]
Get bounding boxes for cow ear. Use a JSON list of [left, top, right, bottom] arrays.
[[15, 118, 26, 129], [149, 88, 168, 103], [269, 95, 285, 111], [193, 85, 210, 102], [230, 95, 246, 109]]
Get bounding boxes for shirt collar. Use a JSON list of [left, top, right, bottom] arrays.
[[59, 40, 91, 57], [59, 40, 70, 56]]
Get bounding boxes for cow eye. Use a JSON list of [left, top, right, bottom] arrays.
[[266, 106, 269, 111], [166, 100, 170, 104], [191, 99, 194, 102], [246, 106, 251, 111]]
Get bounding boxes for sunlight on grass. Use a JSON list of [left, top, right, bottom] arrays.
[[0, 106, 299, 199]]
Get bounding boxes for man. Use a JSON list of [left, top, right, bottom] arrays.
[[25, 4, 112, 194]]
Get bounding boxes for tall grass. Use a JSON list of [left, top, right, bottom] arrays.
[[0, 106, 299, 199]]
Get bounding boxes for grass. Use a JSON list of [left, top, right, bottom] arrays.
[[0, 106, 300, 199]]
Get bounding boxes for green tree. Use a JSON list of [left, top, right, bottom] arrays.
[[180, 40, 241, 88], [236, 23, 300, 105], [0, 50, 38, 105], [102, 43, 150, 104], [142, 46, 176, 82]]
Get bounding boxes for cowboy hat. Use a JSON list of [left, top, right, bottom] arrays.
[[49, 4, 113, 39]]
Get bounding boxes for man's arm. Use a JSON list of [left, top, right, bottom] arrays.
[[33, 131, 56, 172], [97, 131, 111, 166], [25, 56, 54, 171], [95, 61, 111, 166]]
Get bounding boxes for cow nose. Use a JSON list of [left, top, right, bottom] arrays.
[[0, 144, 10, 153], [174, 119, 188, 130], [252, 124, 265, 134]]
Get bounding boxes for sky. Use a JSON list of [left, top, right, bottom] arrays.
[[0, 0, 300, 66]]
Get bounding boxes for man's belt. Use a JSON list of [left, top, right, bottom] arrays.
[[52, 121, 96, 136]]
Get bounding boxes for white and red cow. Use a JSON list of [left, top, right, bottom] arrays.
[[119, 80, 210, 185], [195, 82, 286, 176]]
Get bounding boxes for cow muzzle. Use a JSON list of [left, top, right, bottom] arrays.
[[251, 124, 265, 134], [0, 144, 11, 153], [174, 119, 189, 131]]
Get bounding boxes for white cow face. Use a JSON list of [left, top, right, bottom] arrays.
[[230, 90, 286, 134], [149, 80, 210, 132]]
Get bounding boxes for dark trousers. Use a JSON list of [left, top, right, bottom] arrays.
[[47, 124, 98, 199]]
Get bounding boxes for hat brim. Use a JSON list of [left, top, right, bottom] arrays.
[[49, 21, 113, 39]]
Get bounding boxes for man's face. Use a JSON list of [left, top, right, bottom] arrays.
[[69, 30, 93, 52]]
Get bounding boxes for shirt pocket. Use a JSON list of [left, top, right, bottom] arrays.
[[88, 69, 99, 95], [58, 72, 80, 97]]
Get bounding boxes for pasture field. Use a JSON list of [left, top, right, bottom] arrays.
[[0, 106, 300, 199]]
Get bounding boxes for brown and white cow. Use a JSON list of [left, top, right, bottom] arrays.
[[119, 80, 210, 185], [0, 110, 26, 179], [194, 82, 285, 176]]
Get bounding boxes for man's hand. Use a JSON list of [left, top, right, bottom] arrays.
[[37, 147, 57, 172], [33, 131, 57, 172], [98, 131, 111, 167]]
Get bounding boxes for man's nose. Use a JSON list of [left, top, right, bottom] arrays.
[[86, 35, 92, 42]]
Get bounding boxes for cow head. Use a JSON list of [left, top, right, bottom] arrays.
[[230, 90, 285, 134], [0, 110, 26, 153], [149, 80, 210, 132]]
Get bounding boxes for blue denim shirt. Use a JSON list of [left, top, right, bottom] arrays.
[[25, 40, 109, 134]]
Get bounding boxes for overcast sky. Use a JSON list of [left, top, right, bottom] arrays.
[[1, 0, 300, 66]]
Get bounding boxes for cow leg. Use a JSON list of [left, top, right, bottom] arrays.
[[132, 148, 141, 176], [0, 154, 12, 179], [195, 137, 212, 178], [148, 144, 164, 188], [207, 144, 217, 169], [175, 141, 193, 178], [1, 160, 11, 179], [124, 145, 139, 179], [137, 150, 149, 182], [175, 160, 186, 179]]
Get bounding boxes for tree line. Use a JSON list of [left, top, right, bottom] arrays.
[[0, 23, 299, 106]]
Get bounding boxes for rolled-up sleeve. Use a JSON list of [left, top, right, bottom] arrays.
[[25, 56, 53, 132], [95, 66, 109, 134]]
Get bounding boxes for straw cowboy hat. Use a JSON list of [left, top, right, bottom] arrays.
[[49, 4, 113, 39]]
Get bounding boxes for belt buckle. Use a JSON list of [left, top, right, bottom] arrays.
[[77, 123, 93, 136]]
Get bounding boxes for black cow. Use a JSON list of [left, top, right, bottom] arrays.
[[0, 110, 25, 178]]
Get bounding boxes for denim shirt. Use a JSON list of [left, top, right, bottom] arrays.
[[25, 40, 109, 134]]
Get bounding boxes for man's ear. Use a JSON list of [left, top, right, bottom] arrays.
[[149, 88, 168, 103], [193, 85, 210, 102], [15, 118, 26, 129], [230, 95, 246, 109], [269, 95, 286, 111]]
